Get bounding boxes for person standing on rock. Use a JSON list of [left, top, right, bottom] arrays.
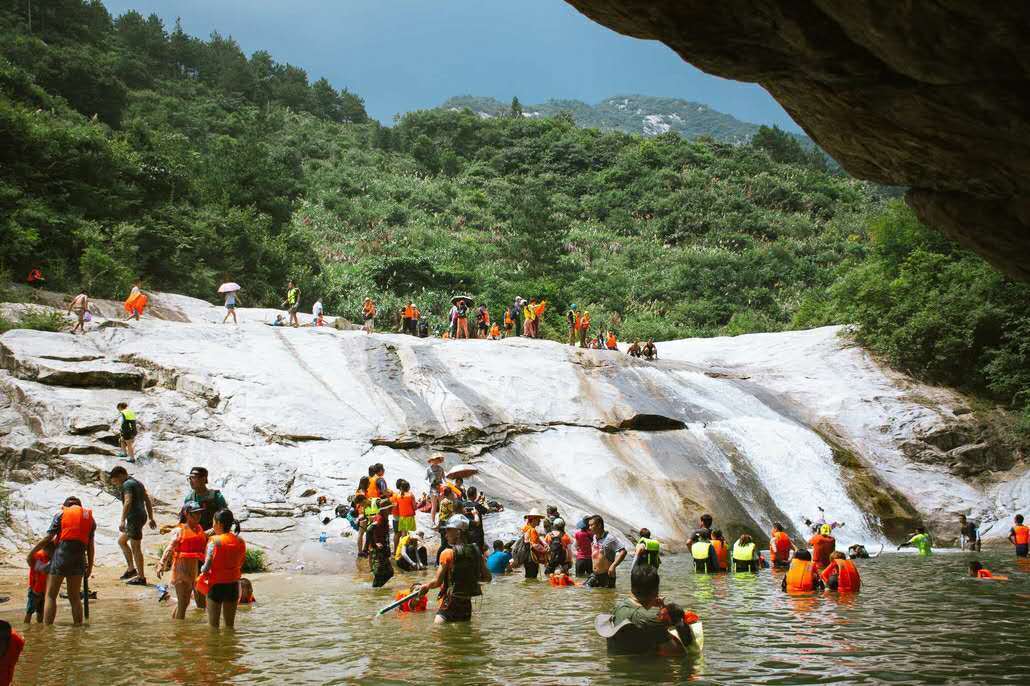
[[362, 297, 376, 334], [123, 278, 147, 321], [578, 311, 591, 348], [566, 304, 580, 346], [222, 288, 241, 324], [109, 466, 157, 585], [183, 467, 229, 532], [281, 280, 301, 328], [115, 402, 139, 462], [959, 514, 981, 551], [1008, 514, 1029, 558], [312, 296, 324, 327], [66, 289, 89, 334], [28, 496, 95, 625], [586, 515, 627, 588]]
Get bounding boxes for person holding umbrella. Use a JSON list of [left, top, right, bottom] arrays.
[[219, 281, 241, 324], [453, 296, 472, 339]]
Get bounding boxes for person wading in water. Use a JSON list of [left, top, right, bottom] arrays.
[[414, 514, 491, 623]]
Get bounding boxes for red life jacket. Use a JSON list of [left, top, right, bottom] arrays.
[[712, 540, 729, 571], [977, 569, 993, 578], [28, 550, 50, 594], [771, 531, 792, 561], [1013, 525, 1030, 545], [59, 506, 94, 544], [1, 629, 25, 686], [785, 559, 815, 592], [831, 559, 861, 592]]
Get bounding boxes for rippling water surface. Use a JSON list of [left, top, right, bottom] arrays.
[[7, 552, 1030, 685]]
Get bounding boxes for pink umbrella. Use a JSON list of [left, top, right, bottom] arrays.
[[218, 282, 241, 294]]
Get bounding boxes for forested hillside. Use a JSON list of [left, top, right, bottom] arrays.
[[1, 1, 1027, 435]]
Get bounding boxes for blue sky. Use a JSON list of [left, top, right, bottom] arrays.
[[101, 0, 800, 131]]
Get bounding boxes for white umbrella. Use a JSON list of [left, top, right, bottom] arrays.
[[446, 466, 478, 480], [218, 282, 241, 294]]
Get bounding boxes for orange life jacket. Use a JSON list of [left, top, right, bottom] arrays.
[[59, 506, 94, 544], [403, 305, 415, 318], [1014, 525, 1030, 545], [977, 569, 993, 579], [28, 269, 43, 282], [606, 334, 617, 349], [28, 550, 49, 594], [363, 302, 376, 317], [208, 533, 245, 585], [394, 493, 416, 518], [534, 302, 546, 316], [394, 589, 428, 612], [366, 478, 380, 500], [504, 310, 513, 326], [785, 559, 815, 592], [175, 523, 208, 561], [810, 534, 836, 567], [549, 573, 575, 587], [581, 315, 591, 328], [771, 531, 792, 561], [490, 323, 500, 337], [712, 539, 729, 571], [1, 629, 25, 684]]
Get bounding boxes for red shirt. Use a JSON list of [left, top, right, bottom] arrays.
[[28, 550, 49, 594], [574, 529, 593, 560]]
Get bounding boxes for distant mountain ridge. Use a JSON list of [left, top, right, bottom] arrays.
[[440, 94, 789, 143]]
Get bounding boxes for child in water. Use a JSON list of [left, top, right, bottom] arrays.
[[394, 582, 428, 612], [25, 541, 54, 623], [239, 578, 256, 604], [968, 561, 1008, 580]]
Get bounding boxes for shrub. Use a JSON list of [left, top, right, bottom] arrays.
[[242, 547, 268, 573]]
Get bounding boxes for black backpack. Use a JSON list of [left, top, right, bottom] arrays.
[[548, 534, 567, 565], [510, 537, 530, 568], [418, 320, 429, 337]]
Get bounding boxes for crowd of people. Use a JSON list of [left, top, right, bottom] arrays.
[[57, 276, 667, 363]]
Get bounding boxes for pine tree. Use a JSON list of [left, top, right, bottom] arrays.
[[510, 96, 523, 118]]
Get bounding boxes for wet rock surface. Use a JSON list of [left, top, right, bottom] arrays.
[[0, 294, 1022, 569], [564, 1, 1030, 280]]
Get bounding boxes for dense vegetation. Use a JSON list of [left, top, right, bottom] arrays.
[[1, 1, 1027, 434]]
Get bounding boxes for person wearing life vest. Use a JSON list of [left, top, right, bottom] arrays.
[[476, 305, 490, 338], [781, 550, 825, 593], [544, 518, 573, 576], [578, 311, 591, 348], [24, 540, 54, 624], [27, 496, 96, 625], [820, 551, 861, 592], [198, 509, 246, 629], [27, 267, 45, 288], [415, 514, 491, 624], [690, 531, 721, 574], [503, 306, 514, 338], [897, 526, 933, 556], [809, 524, 837, 570], [116, 401, 139, 461], [769, 522, 797, 568], [281, 280, 301, 327], [402, 301, 417, 335], [1, 620, 26, 686], [1008, 514, 1029, 557], [390, 478, 417, 552], [123, 278, 147, 321], [968, 560, 1008, 580], [710, 529, 730, 572], [634, 528, 661, 568], [155, 503, 208, 619], [362, 297, 376, 334], [566, 304, 580, 346], [606, 331, 618, 351], [732, 534, 760, 573]]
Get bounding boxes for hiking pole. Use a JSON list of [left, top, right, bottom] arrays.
[[83, 575, 90, 620]]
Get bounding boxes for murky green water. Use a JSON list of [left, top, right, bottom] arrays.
[[6, 552, 1030, 685]]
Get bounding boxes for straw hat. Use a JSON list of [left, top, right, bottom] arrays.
[[524, 508, 545, 520], [427, 454, 445, 464]]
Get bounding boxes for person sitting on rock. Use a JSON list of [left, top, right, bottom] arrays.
[[627, 340, 643, 358], [642, 338, 658, 360]]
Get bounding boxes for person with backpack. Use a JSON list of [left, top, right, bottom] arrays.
[[116, 402, 139, 462], [514, 509, 547, 579], [414, 515, 491, 623], [476, 305, 490, 338], [634, 528, 661, 568], [544, 518, 573, 576]]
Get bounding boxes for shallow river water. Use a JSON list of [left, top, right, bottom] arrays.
[[5, 551, 1030, 685]]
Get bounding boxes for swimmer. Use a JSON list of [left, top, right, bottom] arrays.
[[898, 527, 933, 556], [969, 561, 1008, 580]]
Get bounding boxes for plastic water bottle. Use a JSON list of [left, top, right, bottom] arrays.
[[156, 584, 169, 602], [319, 531, 327, 544]]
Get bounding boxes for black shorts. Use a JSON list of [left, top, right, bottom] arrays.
[[436, 595, 472, 622], [208, 581, 240, 603], [124, 514, 146, 541], [49, 541, 87, 577], [575, 559, 593, 577], [1017, 543, 1029, 558], [121, 428, 137, 441], [586, 571, 616, 588]]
